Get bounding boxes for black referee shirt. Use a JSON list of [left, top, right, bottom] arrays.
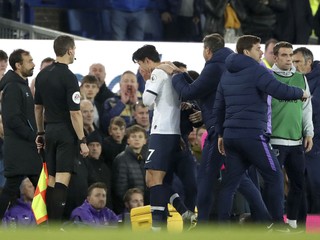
[[34, 62, 81, 125]]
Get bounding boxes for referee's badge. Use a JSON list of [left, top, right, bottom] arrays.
[[72, 91, 81, 104]]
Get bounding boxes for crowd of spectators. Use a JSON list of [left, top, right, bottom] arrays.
[[1, 0, 320, 44]]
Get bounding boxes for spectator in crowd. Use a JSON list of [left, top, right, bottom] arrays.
[[109, 0, 149, 41], [30, 57, 54, 97], [240, 0, 286, 43], [191, 125, 206, 164], [213, 35, 308, 228], [0, 50, 8, 80], [124, 187, 144, 212], [0, 49, 41, 220], [101, 116, 127, 169], [159, 0, 202, 42], [2, 178, 36, 227], [34, 35, 89, 222], [80, 75, 101, 128], [86, 131, 113, 209], [89, 63, 115, 126], [128, 101, 150, 134], [144, 0, 163, 41], [274, 0, 313, 44], [70, 182, 118, 227], [121, 187, 144, 223], [101, 70, 141, 133], [80, 99, 99, 136], [112, 125, 148, 214], [262, 38, 278, 69], [293, 47, 320, 214]]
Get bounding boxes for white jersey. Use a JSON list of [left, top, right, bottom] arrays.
[[143, 68, 181, 135]]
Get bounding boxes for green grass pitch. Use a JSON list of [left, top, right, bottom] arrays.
[[0, 225, 319, 240]]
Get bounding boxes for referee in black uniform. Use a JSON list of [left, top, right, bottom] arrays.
[[34, 35, 89, 222]]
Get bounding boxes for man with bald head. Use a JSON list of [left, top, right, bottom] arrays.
[[89, 63, 115, 101], [89, 63, 115, 132]]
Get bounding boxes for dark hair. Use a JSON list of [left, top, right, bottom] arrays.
[[203, 33, 225, 54], [132, 45, 161, 63], [293, 47, 314, 63], [123, 188, 144, 203], [264, 38, 278, 51], [133, 101, 147, 111], [9, 49, 30, 70], [187, 70, 199, 81], [87, 182, 107, 196], [53, 35, 75, 57], [273, 41, 293, 56], [126, 124, 147, 139], [109, 116, 126, 130], [236, 35, 261, 54], [80, 75, 99, 87], [173, 61, 187, 69], [0, 50, 8, 61]]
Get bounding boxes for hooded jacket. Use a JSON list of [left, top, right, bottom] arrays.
[[0, 70, 41, 176], [213, 53, 304, 139]]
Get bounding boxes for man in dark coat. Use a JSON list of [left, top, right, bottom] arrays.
[[0, 49, 42, 219]]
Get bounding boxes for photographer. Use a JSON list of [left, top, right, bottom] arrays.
[[101, 70, 142, 134]]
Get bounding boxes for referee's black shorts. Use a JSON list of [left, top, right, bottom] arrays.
[[45, 123, 78, 176]]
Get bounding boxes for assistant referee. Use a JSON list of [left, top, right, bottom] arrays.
[[34, 35, 89, 222]]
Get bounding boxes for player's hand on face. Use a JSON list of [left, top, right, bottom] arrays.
[[139, 67, 151, 81]]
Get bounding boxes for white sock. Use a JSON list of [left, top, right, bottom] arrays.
[[287, 219, 297, 229]]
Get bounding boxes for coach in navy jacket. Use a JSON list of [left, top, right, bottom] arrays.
[[214, 53, 304, 139], [213, 35, 306, 223], [168, 33, 233, 221], [172, 48, 233, 131]]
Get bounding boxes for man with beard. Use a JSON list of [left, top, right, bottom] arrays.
[[70, 182, 118, 226], [0, 49, 42, 219]]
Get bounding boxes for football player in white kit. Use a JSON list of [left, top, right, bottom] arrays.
[[132, 45, 197, 231]]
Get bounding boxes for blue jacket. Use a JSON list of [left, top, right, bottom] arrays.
[[71, 200, 118, 226], [213, 53, 304, 139], [101, 94, 142, 133], [306, 61, 320, 137], [172, 47, 233, 130], [110, 0, 149, 12], [2, 198, 35, 226]]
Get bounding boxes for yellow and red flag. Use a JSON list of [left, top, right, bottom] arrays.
[[31, 162, 48, 224]]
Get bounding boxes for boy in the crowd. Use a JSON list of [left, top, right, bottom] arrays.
[[112, 125, 148, 214], [101, 116, 127, 169]]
